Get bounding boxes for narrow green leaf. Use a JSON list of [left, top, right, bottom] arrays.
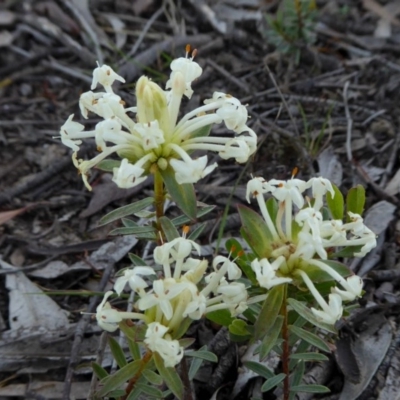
[[290, 384, 330, 393], [289, 352, 329, 361], [153, 352, 183, 400], [170, 317, 192, 340], [326, 184, 344, 220], [189, 356, 203, 381], [243, 361, 274, 380], [127, 339, 141, 361], [128, 253, 148, 267], [261, 373, 286, 392], [96, 159, 121, 172], [206, 309, 234, 327], [287, 298, 336, 334], [187, 223, 206, 241], [302, 260, 350, 283], [289, 325, 331, 353], [254, 284, 284, 341], [108, 336, 127, 368], [238, 205, 273, 258], [91, 362, 108, 380], [259, 315, 284, 360], [109, 226, 156, 236], [171, 205, 215, 227], [225, 238, 257, 283], [185, 350, 218, 363], [99, 197, 154, 226], [136, 383, 163, 398], [346, 185, 365, 220], [289, 361, 305, 400], [229, 319, 251, 338], [187, 123, 212, 139], [159, 216, 180, 241], [160, 165, 197, 220], [122, 218, 138, 228], [97, 359, 142, 397], [142, 369, 163, 386]]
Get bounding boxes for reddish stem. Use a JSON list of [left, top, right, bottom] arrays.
[[281, 285, 290, 400]]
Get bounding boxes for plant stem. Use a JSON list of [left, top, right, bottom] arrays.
[[281, 284, 290, 400], [122, 350, 153, 400], [152, 164, 165, 245], [180, 356, 194, 400]]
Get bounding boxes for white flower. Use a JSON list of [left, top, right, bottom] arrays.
[[251, 257, 292, 289], [217, 282, 248, 305], [96, 291, 122, 332], [95, 291, 146, 332], [112, 158, 147, 189], [91, 63, 125, 93], [311, 293, 343, 325], [269, 178, 307, 209], [183, 286, 207, 320], [332, 275, 363, 301], [307, 177, 335, 210], [60, 115, 86, 152], [299, 270, 343, 325], [144, 322, 184, 367], [135, 120, 165, 151], [170, 154, 217, 184], [219, 138, 251, 163], [144, 321, 169, 346], [138, 278, 188, 320], [213, 256, 242, 280], [166, 56, 202, 99], [114, 266, 156, 295]]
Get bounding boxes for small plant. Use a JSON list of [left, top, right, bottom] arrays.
[[264, 0, 318, 63], [59, 45, 376, 400]]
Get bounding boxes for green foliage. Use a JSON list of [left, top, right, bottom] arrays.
[[99, 197, 154, 226], [327, 183, 344, 220], [254, 284, 284, 341], [346, 184, 366, 220], [238, 204, 274, 258], [160, 165, 197, 220], [263, 0, 317, 63]]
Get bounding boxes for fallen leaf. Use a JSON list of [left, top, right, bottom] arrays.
[[0, 206, 32, 226]]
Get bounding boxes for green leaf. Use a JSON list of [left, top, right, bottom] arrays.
[[229, 319, 251, 338], [91, 362, 108, 380], [187, 223, 206, 241], [326, 184, 344, 220], [266, 197, 278, 222], [331, 245, 363, 258], [171, 205, 215, 227], [289, 352, 329, 361], [96, 159, 121, 172], [160, 165, 197, 220], [170, 317, 192, 340], [189, 356, 203, 381], [108, 336, 127, 368], [289, 361, 305, 400], [261, 373, 286, 392], [254, 284, 284, 341], [136, 382, 163, 398], [99, 197, 154, 226], [187, 123, 212, 139], [206, 309, 234, 327], [238, 205, 273, 258], [346, 185, 365, 220], [119, 320, 146, 343], [288, 325, 331, 352], [97, 359, 142, 397], [259, 315, 284, 360], [287, 298, 336, 334], [109, 226, 156, 236], [185, 350, 218, 363], [142, 369, 163, 386], [290, 384, 330, 393], [128, 253, 148, 267], [243, 361, 274, 380], [122, 218, 138, 228], [302, 260, 350, 283], [159, 216, 180, 241], [127, 339, 141, 361], [153, 352, 184, 400]]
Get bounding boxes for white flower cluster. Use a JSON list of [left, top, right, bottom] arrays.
[[60, 48, 257, 190], [95, 236, 247, 367], [246, 176, 377, 325]]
